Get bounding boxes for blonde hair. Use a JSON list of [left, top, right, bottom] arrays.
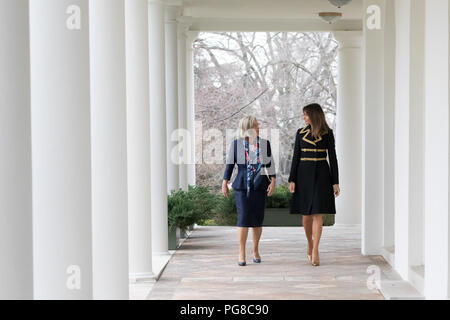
[[237, 115, 258, 139]]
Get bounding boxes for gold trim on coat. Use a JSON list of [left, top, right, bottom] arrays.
[[300, 158, 327, 161], [299, 126, 324, 146], [301, 148, 327, 152]]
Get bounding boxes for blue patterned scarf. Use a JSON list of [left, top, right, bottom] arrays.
[[243, 136, 262, 197]]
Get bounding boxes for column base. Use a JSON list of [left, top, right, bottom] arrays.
[[129, 272, 156, 283], [152, 251, 175, 281], [333, 223, 362, 227], [153, 251, 171, 256]]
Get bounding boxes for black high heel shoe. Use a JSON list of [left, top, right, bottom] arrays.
[[253, 258, 261, 263], [237, 261, 246, 266]]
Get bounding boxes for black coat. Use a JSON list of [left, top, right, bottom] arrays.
[[223, 138, 276, 191], [288, 125, 339, 215]]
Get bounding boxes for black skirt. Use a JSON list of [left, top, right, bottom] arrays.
[[235, 189, 267, 227], [290, 160, 336, 215]]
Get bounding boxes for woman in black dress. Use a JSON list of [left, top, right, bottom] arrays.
[[222, 116, 276, 266], [288, 103, 340, 266]]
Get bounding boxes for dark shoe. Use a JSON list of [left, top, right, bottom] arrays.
[[253, 258, 261, 263], [237, 261, 246, 266]]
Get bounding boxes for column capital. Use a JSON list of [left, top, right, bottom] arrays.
[[186, 31, 200, 47], [165, 5, 181, 23], [177, 16, 193, 35], [333, 31, 362, 49]]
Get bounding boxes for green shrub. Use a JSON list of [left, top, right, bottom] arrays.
[[192, 184, 335, 227], [322, 214, 335, 226], [167, 189, 196, 230], [186, 185, 217, 225], [168, 185, 218, 230], [266, 185, 292, 208], [212, 189, 237, 226]]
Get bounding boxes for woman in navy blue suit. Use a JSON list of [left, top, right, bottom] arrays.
[[222, 116, 276, 266]]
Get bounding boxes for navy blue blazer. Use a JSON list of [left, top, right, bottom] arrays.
[[223, 138, 276, 191]]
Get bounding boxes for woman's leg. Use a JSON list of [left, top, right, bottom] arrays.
[[252, 227, 263, 259], [238, 227, 249, 262], [312, 214, 323, 265], [302, 215, 313, 257]]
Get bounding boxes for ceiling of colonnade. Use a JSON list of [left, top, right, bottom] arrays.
[[182, 0, 363, 19], [180, 0, 363, 31]]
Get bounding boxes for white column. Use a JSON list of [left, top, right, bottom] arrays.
[[333, 31, 363, 226], [362, 0, 385, 255], [408, 0, 425, 273], [0, 0, 33, 299], [424, 0, 450, 300], [395, 0, 411, 279], [89, 0, 129, 299], [125, 0, 154, 281], [177, 17, 193, 191], [149, 0, 169, 255], [186, 31, 200, 186], [165, 5, 180, 193], [394, 0, 410, 279], [383, 0, 396, 252], [394, 0, 426, 282], [30, 0, 93, 299]]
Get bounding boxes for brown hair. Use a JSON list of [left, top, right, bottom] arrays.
[[303, 103, 330, 139]]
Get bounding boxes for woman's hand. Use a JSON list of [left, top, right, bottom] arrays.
[[222, 180, 230, 198], [267, 179, 276, 197], [333, 184, 340, 197], [289, 182, 295, 193]]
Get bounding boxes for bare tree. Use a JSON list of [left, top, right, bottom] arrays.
[[194, 32, 338, 191]]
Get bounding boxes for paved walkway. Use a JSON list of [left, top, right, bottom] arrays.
[[148, 225, 398, 300]]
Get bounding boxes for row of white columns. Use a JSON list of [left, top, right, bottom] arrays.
[[325, 0, 450, 300], [360, 0, 450, 299], [0, 0, 195, 299]]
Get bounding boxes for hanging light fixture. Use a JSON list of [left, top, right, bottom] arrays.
[[318, 12, 342, 24], [328, 0, 352, 8]]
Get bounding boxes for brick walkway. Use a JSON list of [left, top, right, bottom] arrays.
[[148, 225, 397, 300]]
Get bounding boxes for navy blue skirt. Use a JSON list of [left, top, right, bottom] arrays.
[[235, 189, 267, 227]]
